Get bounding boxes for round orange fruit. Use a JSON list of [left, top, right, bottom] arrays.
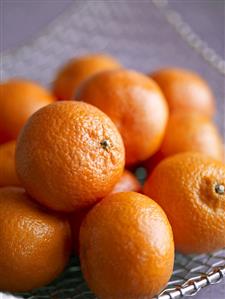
[[53, 53, 121, 100], [145, 112, 224, 174], [77, 69, 169, 165], [150, 68, 215, 117], [0, 187, 71, 292], [0, 79, 55, 143], [80, 192, 174, 299], [159, 112, 223, 161], [16, 101, 125, 212], [0, 141, 21, 187], [144, 152, 225, 253]]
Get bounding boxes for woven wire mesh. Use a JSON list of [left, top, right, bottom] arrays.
[[10, 250, 224, 299], [1, 1, 225, 298]]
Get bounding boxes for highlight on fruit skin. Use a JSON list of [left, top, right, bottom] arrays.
[[150, 67, 215, 117], [143, 152, 225, 254], [0, 140, 21, 187], [80, 192, 174, 299], [53, 53, 121, 100], [77, 69, 169, 165], [0, 79, 55, 144], [16, 101, 125, 213], [0, 187, 72, 292]]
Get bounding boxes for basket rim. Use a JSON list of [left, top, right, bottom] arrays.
[[155, 265, 225, 299]]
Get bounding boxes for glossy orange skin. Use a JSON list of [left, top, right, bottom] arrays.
[[161, 112, 223, 160], [0, 187, 72, 292], [80, 192, 174, 299], [144, 152, 225, 254], [77, 69, 169, 165], [0, 141, 21, 187], [16, 101, 125, 213], [70, 170, 141, 254], [150, 68, 215, 117], [53, 54, 121, 100], [0, 79, 55, 143]]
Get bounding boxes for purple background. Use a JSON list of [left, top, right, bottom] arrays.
[[1, 0, 224, 56], [1, 1, 225, 299], [1, 0, 74, 51]]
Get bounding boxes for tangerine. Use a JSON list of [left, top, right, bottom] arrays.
[[144, 152, 225, 253], [53, 53, 121, 100], [0, 187, 71, 292], [150, 68, 215, 117], [77, 69, 168, 165], [160, 112, 223, 160], [0, 79, 54, 143], [16, 101, 125, 212], [80, 192, 174, 299]]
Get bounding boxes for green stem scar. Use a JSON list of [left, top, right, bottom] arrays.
[[100, 139, 111, 152], [215, 184, 225, 195]]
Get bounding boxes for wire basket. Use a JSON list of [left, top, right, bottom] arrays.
[[7, 250, 224, 299], [1, 1, 225, 298]]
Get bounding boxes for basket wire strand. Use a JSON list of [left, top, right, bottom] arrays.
[[1, 1, 225, 298], [9, 250, 225, 299]]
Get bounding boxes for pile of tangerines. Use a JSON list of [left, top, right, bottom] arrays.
[[0, 54, 225, 299]]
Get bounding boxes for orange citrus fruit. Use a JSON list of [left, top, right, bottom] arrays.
[[145, 112, 224, 174], [159, 112, 223, 161], [0, 141, 21, 187], [77, 69, 169, 165], [150, 68, 215, 117], [53, 53, 121, 100], [80, 192, 174, 299], [145, 112, 224, 173], [144, 152, 225, 253], [0, 79, 55, 143], [0, 187, 71, 292], [16, 101, 125, 212]]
